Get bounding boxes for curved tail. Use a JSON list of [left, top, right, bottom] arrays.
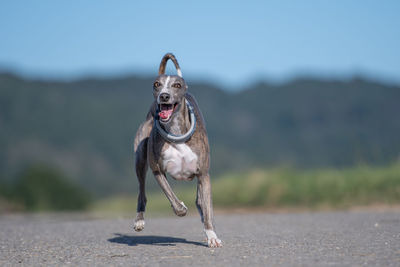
[[158, 53, 182, 77]]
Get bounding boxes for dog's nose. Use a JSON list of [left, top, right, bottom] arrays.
[[159, 93, 170, 102]]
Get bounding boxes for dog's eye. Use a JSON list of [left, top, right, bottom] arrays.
[[153, 81, 161, 88], [172, 83, 181, 89]]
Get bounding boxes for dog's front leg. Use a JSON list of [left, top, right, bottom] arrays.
[[153, 171, 188, 216], [196, 173, 222, 248]]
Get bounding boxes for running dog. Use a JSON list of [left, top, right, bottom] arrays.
[[133, 53, 222, 248]]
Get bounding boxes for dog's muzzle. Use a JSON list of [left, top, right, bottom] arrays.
[[155, 99, 196, 143], [158, 102, 178, 122]]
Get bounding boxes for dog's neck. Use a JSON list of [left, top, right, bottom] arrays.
[[162, 98, 191, 136]]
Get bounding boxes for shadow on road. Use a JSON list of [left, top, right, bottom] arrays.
[[108, 233, 207, 247]]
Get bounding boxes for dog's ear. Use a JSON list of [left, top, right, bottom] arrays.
[[158, 53, 182, 77]]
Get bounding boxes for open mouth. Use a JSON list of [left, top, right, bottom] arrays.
[[158, 103, 178, 122]]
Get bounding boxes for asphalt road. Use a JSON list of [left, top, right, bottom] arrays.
[[0, 211, 399, 266]]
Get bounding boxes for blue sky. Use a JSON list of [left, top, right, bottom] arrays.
[[0, 1, 399, 88]]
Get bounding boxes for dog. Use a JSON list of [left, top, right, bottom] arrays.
[[133, 53, 222, 248]]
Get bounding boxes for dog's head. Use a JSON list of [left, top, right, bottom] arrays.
[[153, 53, 188, 124]]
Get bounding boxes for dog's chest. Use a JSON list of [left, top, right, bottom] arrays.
[[161, 143, 198, 180]]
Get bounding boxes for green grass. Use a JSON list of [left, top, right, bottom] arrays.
[[212, 163, 400, 209], [90, 163, 400, 214], [90, 186, 199, 216]]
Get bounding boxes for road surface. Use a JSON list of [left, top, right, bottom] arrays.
[[0, 211, 399, 266]]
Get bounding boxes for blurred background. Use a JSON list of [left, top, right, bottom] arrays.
[[0, 1, 399, 214]]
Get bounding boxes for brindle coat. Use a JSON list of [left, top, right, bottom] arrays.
[[133, 53, 221, 248]]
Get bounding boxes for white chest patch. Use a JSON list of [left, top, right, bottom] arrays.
[[161, 144, 198, 180]]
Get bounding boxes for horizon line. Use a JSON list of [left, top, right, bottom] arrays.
[[0, 64, 399, 91]]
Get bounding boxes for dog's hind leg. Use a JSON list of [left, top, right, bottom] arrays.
[[133, 138, 148, 231], [133, 119, 152, 232], [196, 173, 222, 248]]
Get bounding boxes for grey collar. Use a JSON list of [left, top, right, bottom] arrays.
[[155, 99, 196, 143]]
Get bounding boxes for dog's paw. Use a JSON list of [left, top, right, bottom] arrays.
[[208, 237, 222, 248], [174, 201, 188, 217], [205, 229, 222, 248], [133, 219, 145, 232]]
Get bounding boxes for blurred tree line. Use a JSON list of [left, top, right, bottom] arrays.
[[0, 164, 91, 212], [0, 72, 399, 197]]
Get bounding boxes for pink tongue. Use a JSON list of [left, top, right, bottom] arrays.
[[159, 109, 173, 119]]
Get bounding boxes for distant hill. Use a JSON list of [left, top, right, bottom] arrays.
[[1, 72, 399, 196]]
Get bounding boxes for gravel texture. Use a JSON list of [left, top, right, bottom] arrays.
[[0, 211, 399, 266]]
